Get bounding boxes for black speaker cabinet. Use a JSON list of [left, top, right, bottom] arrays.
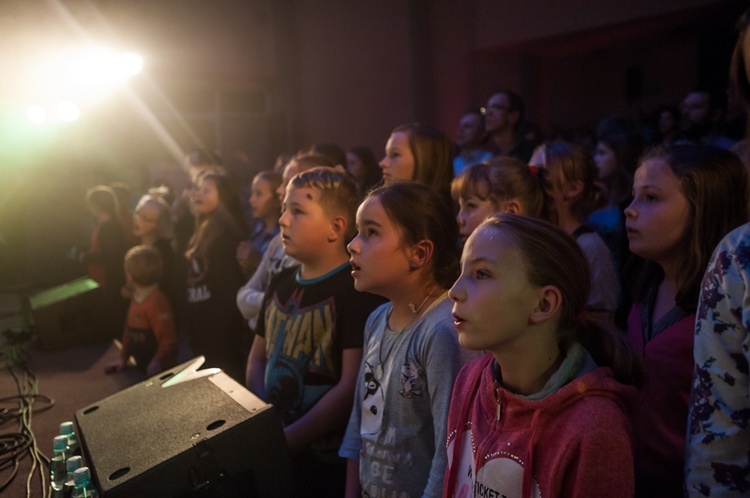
[[29, 277, 106, 350], [75, 358, 293, 497]]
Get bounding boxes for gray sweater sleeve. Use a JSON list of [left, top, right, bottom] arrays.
[[419, 317, 461, 497]]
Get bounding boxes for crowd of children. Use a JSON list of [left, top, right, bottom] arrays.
[[70, 13, 750, 497]]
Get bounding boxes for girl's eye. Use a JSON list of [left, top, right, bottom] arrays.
[[366, 228, 378, 237], [466, 203, 477, 210], [474, 269, 491, 280]]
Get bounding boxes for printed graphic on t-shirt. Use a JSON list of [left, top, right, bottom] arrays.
[[361, 429, 415, 498], [399, 360, 424, 398], [447, 429, 541, 498], [187, 253, 211, 303], [362, 362, 384, 434], [359, 341, 427, 497], [447, 431, 476, 498], [264, 287, 336, 423]]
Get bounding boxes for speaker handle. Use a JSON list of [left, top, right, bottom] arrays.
[[161, 356, 221, 388]]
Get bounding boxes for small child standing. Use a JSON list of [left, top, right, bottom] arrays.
[[236, 170, 282, 278], [107, 245, 177, 377], [444, 214, 642, 498], [245, 167, 385, 496], [341, 182, 462, 498], [131, 195, 177, 312], [80, 185, 130, 339]]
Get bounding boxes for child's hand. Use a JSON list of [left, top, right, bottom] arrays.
[[146, 359, 163, 377], [121, 283, 134, 300], [236, 241, 252, 263], [104, 358, 127, 374], [236, 242, 262, 275]]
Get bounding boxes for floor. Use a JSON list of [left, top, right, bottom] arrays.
[[1, 288, 146, 497]]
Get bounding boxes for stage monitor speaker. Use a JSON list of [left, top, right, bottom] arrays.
[[75, 357, 293, 497], [29, 277, 106, 350]]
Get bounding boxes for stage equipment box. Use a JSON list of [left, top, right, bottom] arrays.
[[75, 358, 293, 497], [29, 277, 106, 350]]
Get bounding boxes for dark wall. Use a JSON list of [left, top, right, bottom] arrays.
[[1, 0, 747, 288]]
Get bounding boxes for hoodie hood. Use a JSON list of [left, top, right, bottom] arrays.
[[483, 343, 635, 421]]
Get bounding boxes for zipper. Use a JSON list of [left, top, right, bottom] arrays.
[[494, 384, 502, 421]]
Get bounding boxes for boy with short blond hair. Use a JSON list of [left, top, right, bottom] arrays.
[[107, 245, 178, 377], [246, 167, 384, 496]]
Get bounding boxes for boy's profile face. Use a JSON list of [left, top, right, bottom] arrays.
[[279, 186, 334, 262]]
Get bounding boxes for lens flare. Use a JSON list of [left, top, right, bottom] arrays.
[[26, 105, 46, 124], [57, 101, 80, 122]]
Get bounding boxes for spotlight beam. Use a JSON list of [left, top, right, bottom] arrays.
[[42, 0, 209, 165]]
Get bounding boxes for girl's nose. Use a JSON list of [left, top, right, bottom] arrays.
[[448, 277, 465, 302], [623, 202, 637, 218], [347, 236, 360, 255]]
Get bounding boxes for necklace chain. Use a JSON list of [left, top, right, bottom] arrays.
[[376, 283, 441, 380], [376, 313, 399, 380], [408, 282, 440, 314]]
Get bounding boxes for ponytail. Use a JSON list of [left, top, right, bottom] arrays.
[[575, 317, 644, 388], [483, 213, 643, 387], [454, 158, 552, 220]]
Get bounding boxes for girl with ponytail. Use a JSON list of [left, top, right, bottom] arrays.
[[452, 157, 549, 244]]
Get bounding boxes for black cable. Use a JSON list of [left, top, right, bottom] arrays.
[[0, 458, 19, 494], [0, 432, 30, 493], [0, 394, 55, 426], [0, 340, 54, 498]]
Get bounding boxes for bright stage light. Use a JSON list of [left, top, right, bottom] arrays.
[[63, 49, 144, 89], [121, 53, 143, 77], [27, 105, 47, 124], [25, 101, 81, 124], [57, 101, 80, 121], [18, 46, 143, 125]]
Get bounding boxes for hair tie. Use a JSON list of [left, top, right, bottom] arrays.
[[528, 165, 539, 175]]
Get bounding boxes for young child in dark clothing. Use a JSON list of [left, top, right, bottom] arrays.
[[185, 171, 247, 382], [80, 185, 130, 339], [107, 245, 177, 377]]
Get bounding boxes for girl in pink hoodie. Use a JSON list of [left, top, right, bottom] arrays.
[[444, 213, 643, 498]]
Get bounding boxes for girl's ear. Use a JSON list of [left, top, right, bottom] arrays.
[[564, 180, 584, 201], [503, 199, 523, 215], [327, 215, 347, 243], [529, 285, 562, 325], [408, 239, 435, 270]]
